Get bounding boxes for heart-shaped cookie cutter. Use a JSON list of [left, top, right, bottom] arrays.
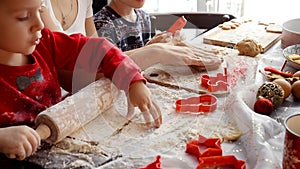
[[175, 94, 217, 113], [200, 68, 228, 92]]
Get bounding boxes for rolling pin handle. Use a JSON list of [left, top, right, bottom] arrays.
[[36, 124, 51, 140]]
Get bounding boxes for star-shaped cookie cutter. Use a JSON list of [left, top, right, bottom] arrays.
[[200, 68, 228, 92], [185, 135, 222, 158], [186, 135, 246, 169], [175, 94, 217, 113], [197, 155, 246, 169]]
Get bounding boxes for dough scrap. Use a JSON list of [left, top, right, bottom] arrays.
[[235, 38, 262, 57]]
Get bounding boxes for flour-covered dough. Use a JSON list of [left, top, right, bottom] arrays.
[[235, 38, 262, 57]]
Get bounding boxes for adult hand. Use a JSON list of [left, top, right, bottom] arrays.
[[146, 44, 223, 70], [131, 43, 222, 70], [0, 126, 41, 160], [146, 30, 186, 46], [127, 81, 162, 128]]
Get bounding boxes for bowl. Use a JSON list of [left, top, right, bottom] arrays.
[[281, 18, 300, 49], [283, 44, 300, 70]]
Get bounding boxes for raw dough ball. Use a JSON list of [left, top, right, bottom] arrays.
[[235, 38, 262, 57]]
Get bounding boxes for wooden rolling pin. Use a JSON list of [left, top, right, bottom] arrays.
[[35, 78, 119, 144]]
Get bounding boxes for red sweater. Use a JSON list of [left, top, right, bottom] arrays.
[[0, 28, 145, 127]]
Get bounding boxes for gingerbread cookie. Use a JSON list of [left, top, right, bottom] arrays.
[[266, 24, 282, 33]]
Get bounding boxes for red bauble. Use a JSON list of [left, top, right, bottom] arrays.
[[254, 98, 274, 115]]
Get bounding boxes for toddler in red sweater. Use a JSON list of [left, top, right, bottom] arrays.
[[0, 0, 161, 160]]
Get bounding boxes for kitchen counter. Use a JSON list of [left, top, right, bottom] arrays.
[[2, 24, 299, 169]]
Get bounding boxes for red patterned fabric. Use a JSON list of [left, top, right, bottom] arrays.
[[0, 28, 144, 127]]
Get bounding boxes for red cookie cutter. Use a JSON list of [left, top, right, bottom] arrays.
[[197, 155, 246, 169], [201, 68, 228, 92], [175, 94, 217, 113], [186, 135, 222, 159], [140, 155, 161, 169]]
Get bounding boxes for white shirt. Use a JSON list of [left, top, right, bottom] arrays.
[[43, 0, 93, 36]]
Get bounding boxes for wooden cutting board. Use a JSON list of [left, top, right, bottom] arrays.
[[203, 20, 282, 53]]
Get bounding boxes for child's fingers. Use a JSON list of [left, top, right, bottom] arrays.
[[153, 32, 172, 44], [173, 30, 185, 41], [150, 100, 162, 128], [29, 129, 41, 152], [5, 147, 26, 160], [140, 105, 151, 127], [23, 140, 33, 158], [5, 153, 16, 159], [155, 31, 168, 36], [15, 148, 26, 160], [126, 96, 135, 119], [139, 100, 162, 128], [126, 104, 135, 120]]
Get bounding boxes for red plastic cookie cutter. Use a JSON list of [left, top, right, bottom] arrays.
[[186, 135, 222, 158], [197, 155, 246, 169], [201, 68, 228, 92], [175, 94, 217, 113], [140, 155, 161, 169]]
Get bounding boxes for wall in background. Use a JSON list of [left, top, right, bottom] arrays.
[[143, 0, 244, 17], [143, 0, 197, 13], [143, 0, 300, 23], [243, 0, 300, 24]]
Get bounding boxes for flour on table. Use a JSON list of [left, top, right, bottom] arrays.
[[71, 83, 242, 159]]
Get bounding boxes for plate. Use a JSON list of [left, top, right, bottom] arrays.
[[283, 44, 300, 70]]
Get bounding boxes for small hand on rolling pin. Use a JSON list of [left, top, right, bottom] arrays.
[[0, 125, 41, 160], [0, 79, 162, 160], [127, 81, 162, 128]]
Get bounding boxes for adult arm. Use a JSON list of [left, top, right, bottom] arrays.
[[126, 43, 223, 71], [85, 0, 98, 37], [85, 17, 98, 37]]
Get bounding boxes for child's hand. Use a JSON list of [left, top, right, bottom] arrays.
[[0, 126, 41, 160], [146, 32, 172, 45], [127, 81, 162, 128], [146, 30, 186, 46]]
